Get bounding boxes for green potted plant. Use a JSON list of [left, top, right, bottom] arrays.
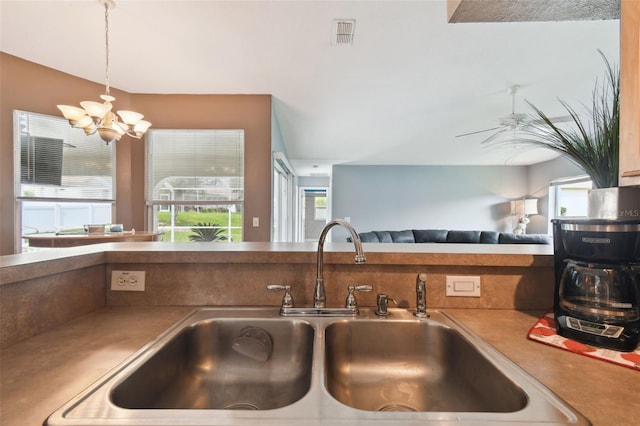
[[522, 51, 639, 219], [524, 50, 619, 189]]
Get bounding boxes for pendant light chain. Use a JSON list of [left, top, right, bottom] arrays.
[[57, 0, 151, 143], [104, 1, 111, 96]]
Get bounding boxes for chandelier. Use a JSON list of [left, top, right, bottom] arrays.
[[57, 0, 150, 144]]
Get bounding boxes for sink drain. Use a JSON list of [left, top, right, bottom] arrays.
[[223, 402, 260, 410], [378, 404, 417, 412]]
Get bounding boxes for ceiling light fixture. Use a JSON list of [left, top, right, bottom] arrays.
[[57, 0, 150, 144]]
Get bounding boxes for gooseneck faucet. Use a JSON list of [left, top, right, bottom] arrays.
[[314, 219, 367, 308]]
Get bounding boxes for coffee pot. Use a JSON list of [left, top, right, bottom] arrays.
[[552, 218, 640, 351]]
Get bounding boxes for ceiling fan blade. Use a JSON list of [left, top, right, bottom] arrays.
[[457, 86, 573, 141], [479, 129, 508, 144], [549, 114, 574, 123], [527, 115, 574, 126], [455, 126, 503, 138]]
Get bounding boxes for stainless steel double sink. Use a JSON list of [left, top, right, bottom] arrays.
[[45, 307, 590, 425]]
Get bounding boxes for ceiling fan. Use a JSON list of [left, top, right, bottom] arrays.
[[455, 85, 571, 145]]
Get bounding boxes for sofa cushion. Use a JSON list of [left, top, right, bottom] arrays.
[[499, 233, 550, 244], [357, 231, 380, 243], [447, 230, 481, 243], [480, 231, 500, 244], [412, 229, 448, 243], [373, 231, 394, 243], [356, 230, 415, 243], [389, 230, 415, 243]]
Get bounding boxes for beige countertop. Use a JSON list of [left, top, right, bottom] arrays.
[[0, 241, 554, 285], [1, 306, 638, 426]]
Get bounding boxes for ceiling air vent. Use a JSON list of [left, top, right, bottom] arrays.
[[331, 19, 355, 46]]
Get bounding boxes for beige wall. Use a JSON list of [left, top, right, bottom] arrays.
[[0, 53, 272, 255]]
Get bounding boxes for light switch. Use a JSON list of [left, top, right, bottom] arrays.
[[454, 280, 475, 292], [446, 276, 481, 297], [253, 217, 259, 227]]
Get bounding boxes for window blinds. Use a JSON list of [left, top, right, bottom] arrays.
[[15, 110, 115, 201], [146, 129, 244, 203]]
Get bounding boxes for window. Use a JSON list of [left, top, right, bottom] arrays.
[[14, 110, 115, 252], [300, 188, 328, 241], [549, 176, 592, 218], [314, 195, 327, 220], [146, 129, 244, 242]]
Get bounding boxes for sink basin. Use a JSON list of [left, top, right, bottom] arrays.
[[46, 307, 590, 425], [325, 320, 527, 412], [111, 318, 314, 410]]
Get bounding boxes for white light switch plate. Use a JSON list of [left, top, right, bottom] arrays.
[[446, 275, 480, 297]]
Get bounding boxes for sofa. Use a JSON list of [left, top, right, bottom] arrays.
[[350, 229, 550, 244]]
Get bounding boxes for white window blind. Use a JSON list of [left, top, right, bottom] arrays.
[[146, 129, 244, 203], [15, 110, 115, 201]]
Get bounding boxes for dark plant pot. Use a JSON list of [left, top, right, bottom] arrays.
[[588, 187, 640, 220]]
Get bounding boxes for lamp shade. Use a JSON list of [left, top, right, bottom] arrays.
[[81, 100, 112, 118], [73, 115, 94, 129], [511, 198, 538, 216], [57, 105, 87, 121], [523, 198, 538, 215], [117, 110, 144, 125]]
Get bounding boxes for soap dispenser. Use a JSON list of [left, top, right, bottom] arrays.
[[375, 293, 397, 316]]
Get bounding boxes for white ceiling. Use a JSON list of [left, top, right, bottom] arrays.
[[0, 0, 620, 175]]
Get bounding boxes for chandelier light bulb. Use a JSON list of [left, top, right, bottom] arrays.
[[56, 0, 150, 144]]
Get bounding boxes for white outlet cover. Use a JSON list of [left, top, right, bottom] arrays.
[[111, 270, 145, 291]]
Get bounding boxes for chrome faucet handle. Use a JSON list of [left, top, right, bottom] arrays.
[[267, 284, 294, 308], [414, 273, 429, 318], [345, 285, 372, 309], [375, 293, 397, 317]]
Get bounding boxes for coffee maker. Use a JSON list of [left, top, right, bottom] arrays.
[[552, 218, 640, 351]]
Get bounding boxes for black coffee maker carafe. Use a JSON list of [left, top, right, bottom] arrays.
[[552, 218, 640, 351]]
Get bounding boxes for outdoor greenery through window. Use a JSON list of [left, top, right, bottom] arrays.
[[14, 110, 115, 252], [146, 129, 244, 242], [314, 195, 327, 220]]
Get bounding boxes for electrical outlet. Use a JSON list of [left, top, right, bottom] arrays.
[[111, 270, 145, 291]]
